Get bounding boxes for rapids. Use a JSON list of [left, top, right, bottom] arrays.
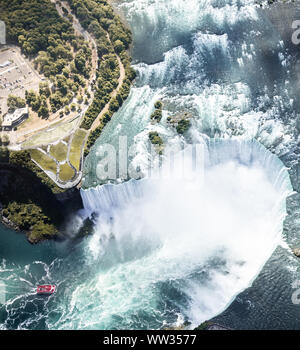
[[1, 0, 300, 330]]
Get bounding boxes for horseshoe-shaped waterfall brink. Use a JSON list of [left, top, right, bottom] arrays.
[[1, 0, 300, 330], [78, 139, 292, 329]]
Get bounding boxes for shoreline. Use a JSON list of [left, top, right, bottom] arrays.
[[1, 0, 300, 331], [0, 0, 135, 242], [0, 186, 84, 244], [0, 160, 84, 244]]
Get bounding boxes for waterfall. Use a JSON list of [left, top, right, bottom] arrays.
[[81, 179, 147, 215], [76, 139, 293, 329], [1, 0, 299, 331], [77, 0, 293, 327], [81, 139, 292, 216]]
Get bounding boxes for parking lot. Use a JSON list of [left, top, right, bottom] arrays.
[[0, 46, 42, 114]]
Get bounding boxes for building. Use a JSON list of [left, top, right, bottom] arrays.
[[2, 107, 28, 131]]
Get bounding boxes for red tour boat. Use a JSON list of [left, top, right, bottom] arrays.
[[37, 285, 56, 295]]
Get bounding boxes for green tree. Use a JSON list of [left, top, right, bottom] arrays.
[[38, 103, 49, 119], [7, 95, 26, 112], [39, 82, 51, 97], [114, 39, 125, 53]]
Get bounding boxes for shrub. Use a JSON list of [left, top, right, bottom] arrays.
[[176, 119, 191, 135]]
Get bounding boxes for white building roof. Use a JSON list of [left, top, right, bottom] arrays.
[[2, 107, 28, 127]]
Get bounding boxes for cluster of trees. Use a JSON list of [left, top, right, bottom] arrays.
[[83, 62, 135, 153], [148, 131, 163, 146], [151, 101, 163, 123], [2, 200, 58, 242], [80, 53, 119, 129], [34, 37, 92, 80], [27, 53, 91, 117], [166, 111, 192, 135], [1, 0, 93, 119], [66, 0, 131, 45], [0, 149, 65, 243], [148, 131, 164, 155], [33, 37, 92, 116], [65, 0, 136, 151], [6, 150, 63, 193], [0, 0, 74, 56], [7, 95, 26, 113], [34, 38, 72, 77], [25, 88, 50, 118], [84, 111, 112, 156], [176, 119, 191, 134]]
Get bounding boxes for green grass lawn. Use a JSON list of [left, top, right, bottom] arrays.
[[30, 149, 57, 174], [22, 117, 79, 148], [59, 162, 75, 182], [50, 142, 68, 162], [69, 129, 87, 171]]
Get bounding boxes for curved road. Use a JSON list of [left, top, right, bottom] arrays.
[[19, 0, 127, 189]]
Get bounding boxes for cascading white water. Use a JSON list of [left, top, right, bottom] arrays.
[[76, 139, 292, 329], [0, 0, 299, 331], [83, 0, 293, 189], [77, 0, 297, 329], [59, 0, 300, 330]]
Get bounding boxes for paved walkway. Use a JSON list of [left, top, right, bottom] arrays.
[[13, 0, 128, 189]]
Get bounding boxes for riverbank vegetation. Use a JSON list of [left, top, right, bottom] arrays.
[[0, 0, 136, 167], [0, 148, 65, 243], [1, 0, 136, 170], [63, 0, 136, 153], [0, 0, 136, 242], [0, 148, 63, 194]]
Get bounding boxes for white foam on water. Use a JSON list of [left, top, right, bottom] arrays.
[[67, 0, 295, 330], [68, 139, 293, 329], [117, 0, 259, 40]]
